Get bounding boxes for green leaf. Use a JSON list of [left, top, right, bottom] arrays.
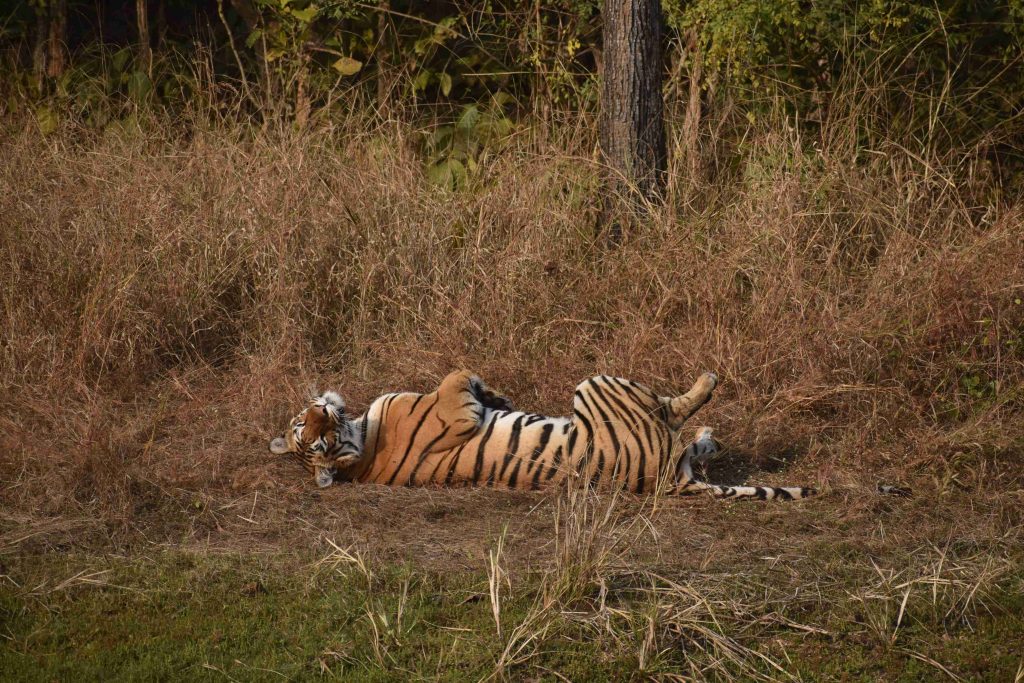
[[426, 160, 453, 189], [426, 125, 454, 157], [288, 6, 318, 23], [457, 104, 479, 131], [448, 158, 468, 189], [111, 48, 132, 75], [126, 70, 152, 101], [491, 91, 515, 107], [35, 106, 58, 135], [331, 57, 363, 76], [439, 72, 452, 97], [412, 69, 432, 92], [245, 28, 263, 49]]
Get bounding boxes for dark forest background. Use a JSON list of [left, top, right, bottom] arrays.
[[3, 1, 1023, 189]]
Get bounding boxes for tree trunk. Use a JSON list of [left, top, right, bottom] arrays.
[[376, 0, 390, 112], [682, 29, 703, 182], [32, 4, 48, 81], [598, 0, 666, 239], [40, 0, 68, 80], [137, 0, 152, 75], [156, 0, 168, 50]]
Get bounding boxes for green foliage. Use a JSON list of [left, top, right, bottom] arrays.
[[664, 0, 1024, 149], [423, 99, 515, 190], [2, 1, 1022, 180]]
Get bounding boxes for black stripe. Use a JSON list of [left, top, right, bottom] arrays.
[[607, 377, 658, 481], [427, 445, 457, 483], [407, 425, 452, 485], [545, 445, 563, 480], [525, 422, 553, 474], [610, 378, 658, 414], [593, 449, 606, 486], [407, 394, 424, 416], [571, 397, 596, 476], [371, 394, 399, 457], [530, 463, 543, 490], [499, 414, 527, 479], [471, 415, 499, 484], [588, 378, 633, 486], [443, 442, 470, 486], [456, 420, 481, 436], [384, 396, 438, 485], [595, 377, 646, 424], [573, 387, 602, 479], [602, 378, 659, 465], [506, 456, 524, 489], [565, 423, 579, 463]]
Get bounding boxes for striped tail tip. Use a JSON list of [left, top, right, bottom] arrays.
[[672, 480, 817, 501]]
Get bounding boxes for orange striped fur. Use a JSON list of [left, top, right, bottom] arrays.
[[268, 370, 816, 500]]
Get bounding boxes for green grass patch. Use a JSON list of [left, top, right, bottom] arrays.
[[1, 549, 1021, 681], [0, 551, 616, 681]]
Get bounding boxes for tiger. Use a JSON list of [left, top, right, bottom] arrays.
[[268, 370, 817, 500]]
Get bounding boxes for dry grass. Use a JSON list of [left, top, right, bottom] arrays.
[[1, 91, 1023, 678], [294, 482, 1020, 680], [1, 101, 1020, 532]]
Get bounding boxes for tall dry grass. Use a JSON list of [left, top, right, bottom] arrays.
[[0, 91, 1021, 532]]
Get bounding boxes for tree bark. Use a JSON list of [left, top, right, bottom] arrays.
[[682, 29, 702, 182], [39, 0, 68, 80], [598, 0, 666, 239], [156, 0, 168, 50], [376, 0, 390, 111], [136, 0, 152, 75], [32, 3, 48, 81]]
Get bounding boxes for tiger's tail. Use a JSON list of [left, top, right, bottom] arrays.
[[669, 427, 817, 501]]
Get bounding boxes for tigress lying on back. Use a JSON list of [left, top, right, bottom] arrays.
[[268, 370, 816, 501]]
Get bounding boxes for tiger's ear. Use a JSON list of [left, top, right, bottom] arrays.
[[269, 437, 291, 455]]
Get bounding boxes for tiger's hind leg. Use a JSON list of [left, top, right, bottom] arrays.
[[663, 372, 718, 429], [672, 426, 816, 501], [426, 370, 514, 455], [470, 376, 515, 412]]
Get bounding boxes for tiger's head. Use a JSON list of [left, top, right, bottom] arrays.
[[268, 391, 363, 488]]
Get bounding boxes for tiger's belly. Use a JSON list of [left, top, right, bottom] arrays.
[[362, 409, 673, 492]]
